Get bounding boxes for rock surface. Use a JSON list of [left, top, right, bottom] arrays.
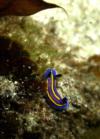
[[0, 0, 100, 139]]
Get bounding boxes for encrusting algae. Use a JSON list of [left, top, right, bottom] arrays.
[[0, 0, 100, 138]]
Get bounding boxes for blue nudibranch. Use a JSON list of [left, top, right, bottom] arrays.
[[43, 68, 69, 110]]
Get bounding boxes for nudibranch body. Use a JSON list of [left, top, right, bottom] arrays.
[[43, 68, 69, 111]]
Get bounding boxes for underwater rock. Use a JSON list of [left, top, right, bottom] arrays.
[[0, 1, 100, 138]]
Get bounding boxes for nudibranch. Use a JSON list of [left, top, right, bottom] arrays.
[[43, 68, 69, 111]]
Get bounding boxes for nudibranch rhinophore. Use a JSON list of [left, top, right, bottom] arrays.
[[43, 68, 69, 111]]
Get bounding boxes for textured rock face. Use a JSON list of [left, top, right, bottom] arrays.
[[0, 62, 100, 139], [0, 0, 100, 139]]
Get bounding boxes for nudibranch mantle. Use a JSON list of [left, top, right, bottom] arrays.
[[43, 68, 69, 110]]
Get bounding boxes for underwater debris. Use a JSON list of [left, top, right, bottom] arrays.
[[0, 0, 59, 16]]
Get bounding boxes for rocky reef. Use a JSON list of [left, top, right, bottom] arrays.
[[0, 0, 100, 139]]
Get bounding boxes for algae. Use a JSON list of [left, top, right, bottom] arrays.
[[0, 0, 100, 139]]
